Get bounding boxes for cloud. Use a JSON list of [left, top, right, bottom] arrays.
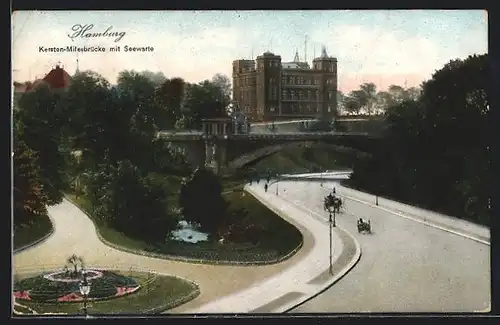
[[311, 24, 441, 76], [309, 23, 486, 92], [12, 25, 242, 84]]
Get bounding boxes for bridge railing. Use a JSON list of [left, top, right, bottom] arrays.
[[157, 131, 376, 138]]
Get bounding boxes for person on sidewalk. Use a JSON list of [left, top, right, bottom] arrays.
[[264, 183, 268, 192], [333, 187, 336, 194]]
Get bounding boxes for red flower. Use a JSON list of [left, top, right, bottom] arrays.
[[13, 291, 31, 300], [115, 287, 138, 296], [57, 292, 83, 302]]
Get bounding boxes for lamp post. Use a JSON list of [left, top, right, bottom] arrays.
[[324, 193, 336, 275], [79, 270, 90, 318]]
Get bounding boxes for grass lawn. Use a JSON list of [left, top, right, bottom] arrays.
[[13, 215, 53, 251], [15, 271, 198, 315]]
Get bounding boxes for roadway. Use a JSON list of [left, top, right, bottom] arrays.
[[12, 197, 319, 313], [12, 171, 490, 313], [265, 177, 490, 313]]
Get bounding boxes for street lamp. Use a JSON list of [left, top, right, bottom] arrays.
[[324, 193, 337, 275], [275, 174, 279, 195], [79, 270, 90, 318]]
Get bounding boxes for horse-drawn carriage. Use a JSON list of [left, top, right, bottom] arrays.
[[357, 218, 371, 234]]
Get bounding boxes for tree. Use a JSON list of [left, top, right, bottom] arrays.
[[406, 86, 422, 101], [343, 90, 366, 115], [375, 91, 395, 114], [418, 54, 490, 222], [359, 82, 377, 115], [181, 80, 230, 129], [155, 77, 186, 129], [387, 85, 407, 104], [336, 91, 345, 114], [350, 54, 490, 225], [211, 73, 232, 103], [17, 85, 67, 205], [66, 254, 84, 277], [87, 160, 178, 242], [13, 133, 49, 226], [61, 71, 116, 169], [179, 167, 228, 233], [139, 70, 167, 85]]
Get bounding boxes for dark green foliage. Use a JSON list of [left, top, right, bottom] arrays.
[[179, 168, 228, 233], [85, 161, 178, 242], [16, 86, 67, 205], [181, 80, 230, 130], [349, 54, 490, 225]]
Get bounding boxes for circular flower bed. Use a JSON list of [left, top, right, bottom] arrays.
[[13, 270, 140, 303]]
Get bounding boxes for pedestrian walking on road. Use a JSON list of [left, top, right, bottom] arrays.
[[333, 186, 336, 194], [264, 183, 268, 192]]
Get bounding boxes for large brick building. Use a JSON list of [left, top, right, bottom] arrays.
[[232, 47, 337, 122]]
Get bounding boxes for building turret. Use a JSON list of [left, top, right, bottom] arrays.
[[312, 46, 337, 120], [255, 51, 282, 120]]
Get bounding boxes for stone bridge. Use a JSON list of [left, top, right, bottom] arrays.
[[157, 118, 383, 174]]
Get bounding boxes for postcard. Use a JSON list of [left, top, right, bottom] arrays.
[[12, 10, 490, 316]]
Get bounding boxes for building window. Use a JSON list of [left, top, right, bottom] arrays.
[[316, 90, 320, 99], [290, 90, 296, 100], [314, 78, 319, 85], [270, 106, 275, 112], [307, 104, 312, 112], [290, 77, 295, 85], [328, 91, 333, 99], [299, 91, 304, 100], [328, 105, 332, 112], [297, 77, 303, 85], [271, 86, 278, 100], [282, 77, 286, 84], [282, 89, 287, 100], [316, 105, 320, 112], [307, 90, 312, 99]]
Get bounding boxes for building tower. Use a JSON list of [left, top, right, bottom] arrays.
[[255, 51, 282, 121], [312, 46, 337, 120], [232, 59, 256, 117]]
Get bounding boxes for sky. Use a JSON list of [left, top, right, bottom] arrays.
[[12, 10, 488, 93]]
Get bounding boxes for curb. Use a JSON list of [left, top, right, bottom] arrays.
[[244, 186, 362, 313], [13, 215, 55, 255], [63, 195, 303, 266], [330, 186, 490, 246], [284, 227, 362, 313]]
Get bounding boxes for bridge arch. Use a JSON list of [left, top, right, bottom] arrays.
[[227, 141, 371, 169]]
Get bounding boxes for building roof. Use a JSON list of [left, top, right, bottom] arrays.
[[282, 62, 310, 69], [14, 83, 29, 93], [26, 65, 72, 91]]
